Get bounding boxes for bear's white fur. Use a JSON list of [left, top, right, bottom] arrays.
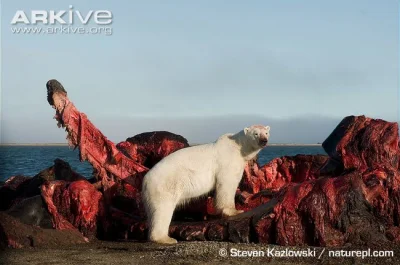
[[142, 125, 270, 244]]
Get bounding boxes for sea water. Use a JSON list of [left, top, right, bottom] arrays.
[[0, 145, 326, 181]]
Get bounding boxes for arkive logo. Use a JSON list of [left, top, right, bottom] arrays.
[[11, 5, 113, 25]]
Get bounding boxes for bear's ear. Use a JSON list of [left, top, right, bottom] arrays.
[[265, 126, 270, 132], [244, 127, 249, 135]]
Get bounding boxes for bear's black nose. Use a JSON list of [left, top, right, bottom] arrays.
[[259, 139, 268, 146]]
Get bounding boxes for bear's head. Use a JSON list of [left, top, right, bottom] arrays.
[[243, 125, 270, 149]]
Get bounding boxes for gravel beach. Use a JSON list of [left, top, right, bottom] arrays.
[[2, 240, 399, 265]]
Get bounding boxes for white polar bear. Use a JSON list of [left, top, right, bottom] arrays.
[[142, 125, 270, 244]]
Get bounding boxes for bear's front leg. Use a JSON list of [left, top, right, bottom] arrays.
[[214, 180, 244, 217]]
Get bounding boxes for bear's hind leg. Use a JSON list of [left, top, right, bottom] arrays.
[[148, 201, 178, 244]]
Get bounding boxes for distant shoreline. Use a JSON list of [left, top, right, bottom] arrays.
[[0, 143, 322, 147], [0, 143, 70, 146]]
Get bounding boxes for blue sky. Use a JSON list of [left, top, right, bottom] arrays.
[[1, 0, 399, 144]]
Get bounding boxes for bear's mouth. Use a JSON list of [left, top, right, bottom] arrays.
[[259, 139, 268, 147]]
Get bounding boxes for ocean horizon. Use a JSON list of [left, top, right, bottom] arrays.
[[0, 143, 323, 147]]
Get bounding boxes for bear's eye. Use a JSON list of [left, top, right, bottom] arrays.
[[255, 133, 259, 136]]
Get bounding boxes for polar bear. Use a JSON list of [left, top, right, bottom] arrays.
[[142, 125, 270, 244]]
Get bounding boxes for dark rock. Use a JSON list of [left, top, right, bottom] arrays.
[[7, 195, 53, 228], [119, 131, 189, 168], [0, 176, 32, 211], [0, 212, 87, 249]]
